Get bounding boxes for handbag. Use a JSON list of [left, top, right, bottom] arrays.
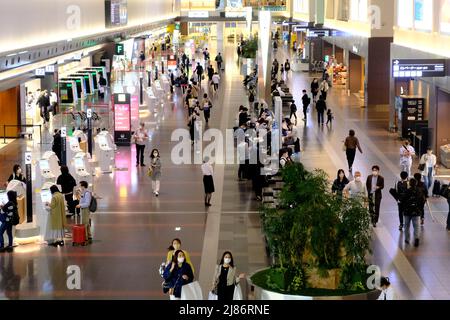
[[342, 142, 347, 152], [418, 163, 425, 171], [208, 291, 218, 300], [233, 283, 243, 300], [180, 281, 203, 300], [147, 167, 153, 177]]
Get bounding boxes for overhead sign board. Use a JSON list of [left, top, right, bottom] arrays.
[[188, 11, 209, 18], [293, 26, 307, 32], [392, 59, 446, 78], [35, 68, 45, 77], [115, 43, 124, 55], [306, 29, 330, 37], [45, 65, 55, 73]]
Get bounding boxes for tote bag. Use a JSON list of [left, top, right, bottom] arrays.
[[180, 281, 203, 300]]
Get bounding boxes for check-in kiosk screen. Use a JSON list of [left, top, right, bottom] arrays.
[[59, 82, 75, 104], [98, 135, 108, 146], [40, 189, 52, 204], [74, 158, 84, 168], [72, 74, 91, 94], [85, 70, 99, 90], [39, 160, 50, 170], [62, 78, 83, 98], [70, 137, 79, 148]]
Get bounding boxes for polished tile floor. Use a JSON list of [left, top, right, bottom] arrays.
[[0, 39, 449, 300]]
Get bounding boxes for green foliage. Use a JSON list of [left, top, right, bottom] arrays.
[[259, 163, 372, 294], [241, 38, 258, 59]]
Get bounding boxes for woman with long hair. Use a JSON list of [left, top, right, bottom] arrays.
[[150, 149, 161, 196]]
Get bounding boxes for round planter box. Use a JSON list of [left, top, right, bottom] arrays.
[[249, 269, 380, 301]]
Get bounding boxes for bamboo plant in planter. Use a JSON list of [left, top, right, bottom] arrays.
[[253, 163, 373, 297]]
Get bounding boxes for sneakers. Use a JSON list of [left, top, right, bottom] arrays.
[[414, 239, 420, 247]]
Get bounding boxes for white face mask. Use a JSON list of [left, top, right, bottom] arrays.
[[224, 258, 231, 265], [355, 177, 361, 182], [177, 257, 185, 264]]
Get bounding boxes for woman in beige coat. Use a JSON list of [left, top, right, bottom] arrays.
[[211, 251, 245, 301], [45, 185, 67, 247]]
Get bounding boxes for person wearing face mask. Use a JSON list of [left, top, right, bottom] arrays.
[[366, 166, 385, 227], [399, 139, 415, 178], [419, 147, 437, 191], [149, 149, 161, 196], [75, 181, 93, 243], [343, 171, 368, 204], [395, 171, 410, 231], [211, 251, 245, 301], [332, 169, 350, 198], [377, 277, 396, 300], [133, 123, 149, 167], [163, 250, 194, 299], [7, 164, 27, 185], [166, 238, 195, 274]]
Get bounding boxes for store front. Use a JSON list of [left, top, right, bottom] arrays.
[[390, 44, 450, 163], [0, 86, 20, 139]]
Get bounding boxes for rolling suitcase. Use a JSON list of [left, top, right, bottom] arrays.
[[72, 214, 87, 246], [432, 180, 441, 197]]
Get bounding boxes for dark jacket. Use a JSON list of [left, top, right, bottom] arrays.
[[403, 186, 425, 217], [366, 175, 385, 199], [163, 262, 194, 298], [332, 177, 349, 195], [56, 173, 77, 194], [316, 99, 327, 113], [397, 181, 409, 204], [311, 81, 319, 94], [7, 173, 26, 184], [302, 94, 310, 107]]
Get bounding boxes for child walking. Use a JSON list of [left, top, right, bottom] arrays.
[[326, 109, 334, 125]]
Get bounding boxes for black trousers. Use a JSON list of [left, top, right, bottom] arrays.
[[317, 112, 324, 124], [368, 193, 382, 224], [303, 106, 308, 119], [290, 111, 297, 120], [65, 193, 76, 214], [398, 203, 405, 226], [238, 160, 249, 180], [346, 148, 356, 169], [136, 144, 146, 165], [321, 90, 327, 100]]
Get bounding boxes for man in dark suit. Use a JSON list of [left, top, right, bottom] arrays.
[[366, 165, 385, 227]]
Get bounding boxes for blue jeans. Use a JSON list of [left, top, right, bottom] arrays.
[[404, 215, 420, 242], [0, 222, 13, 247], [423, 167, 433, 190]]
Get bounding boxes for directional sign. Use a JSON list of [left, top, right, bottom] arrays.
[[306, 29, 330, 37], [87, 108, 92, 119], [393, 59, 446, 78], [61, 127, 67, 137], [25, 152, 32, 165]]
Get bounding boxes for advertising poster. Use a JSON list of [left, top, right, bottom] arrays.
[[115, 104, 131, 131]]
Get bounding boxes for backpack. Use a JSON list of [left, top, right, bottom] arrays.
[[88, 192, 98, 212]]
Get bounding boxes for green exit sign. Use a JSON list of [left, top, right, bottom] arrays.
[[115, 43, 124, 55]]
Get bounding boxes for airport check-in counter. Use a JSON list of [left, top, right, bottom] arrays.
[[72, 130, 88, 154], [5, 180, 27, 224]]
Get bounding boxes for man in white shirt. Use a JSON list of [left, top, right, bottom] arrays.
[[211, 72, 220, 92], [133, 123, 149, 167], [343, 171, 368, 203], [201, 157, 214, 207], [399, 139, 415, 177]]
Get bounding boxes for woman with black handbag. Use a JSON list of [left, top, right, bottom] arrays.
[[163, 250, 194, 300], [0, 191, 19, 252]]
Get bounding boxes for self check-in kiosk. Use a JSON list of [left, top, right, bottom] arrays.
[[36, 182, 54, 242], [73, 130, 88, 154], [60, 76, 86, 99], [84, 68, 101, 86], [94, 132, 115, 173], [42, 151, 61, 177], [71, 73, 93, 95], [87, 66, 108, 85], [76, 71, 97, 91], [59, 80, 78, 104], [73, 152, 93, 183]]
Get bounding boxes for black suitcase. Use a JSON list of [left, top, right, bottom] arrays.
[[432, 180, 441, 197]]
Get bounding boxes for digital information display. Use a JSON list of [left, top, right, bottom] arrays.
[[74, 158, 84, 168], [105, 0, 128, 28], [40, 189, 52, 204], [393, 59, 446, 78], [113, 93, 131, 146], [115, 104, 131, 131]]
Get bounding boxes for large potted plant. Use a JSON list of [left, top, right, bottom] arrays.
[[251, 163, 378, 299]]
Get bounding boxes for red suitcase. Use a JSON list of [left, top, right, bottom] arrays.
[[72, 215, 87, 246]]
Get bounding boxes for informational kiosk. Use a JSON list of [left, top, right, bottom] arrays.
[[113, 93, 132, 146], [59, 80, 77, 104]]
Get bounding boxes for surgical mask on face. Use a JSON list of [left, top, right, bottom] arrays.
[[153, 153, 158, 157], [224, 258, 231, 265], [355, 177, 361, 182], [372, 171, 378, 176], [177, 257, 185, 264]]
